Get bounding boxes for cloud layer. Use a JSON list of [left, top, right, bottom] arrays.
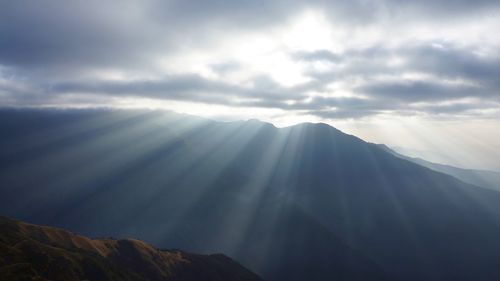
[[1, 0, 499, 120]]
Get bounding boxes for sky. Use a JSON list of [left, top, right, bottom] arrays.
[[0, 0, 499, 170]]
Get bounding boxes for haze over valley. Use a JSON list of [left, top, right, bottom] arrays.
[[1, 1, 500, 280]]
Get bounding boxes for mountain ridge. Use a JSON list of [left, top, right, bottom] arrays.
[[2, 109, 500, 281], [0, 215, 265, 281], [378, 144, 500, 191]]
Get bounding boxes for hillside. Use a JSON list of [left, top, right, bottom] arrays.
[[0, 216, 264, 281], [2, 109, 500, 281], [378, 144, 500, 191]]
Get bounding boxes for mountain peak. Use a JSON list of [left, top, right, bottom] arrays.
[[244, 118, 277, 128]]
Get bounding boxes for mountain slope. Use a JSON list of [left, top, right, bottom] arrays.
[[378, 144, 500, 191], [0, 215, 264, 281], [2, 109, 500, 281]]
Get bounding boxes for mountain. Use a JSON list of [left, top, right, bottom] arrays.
[[379, 144, 500, 191], [0, 215, 264, 281], [1, 109, 500, 281]]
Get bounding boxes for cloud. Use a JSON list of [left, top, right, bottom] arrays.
[[49, 74, 312, 103], [297, 44, 500, 105], [356, 81, 487, 102], [0, 0, 499, 120]]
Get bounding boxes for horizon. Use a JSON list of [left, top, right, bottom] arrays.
[[2, 2, 500, 279], [0, 0, 500, 274], [1, 1, 499, 171], [0, 106, 500, 173]]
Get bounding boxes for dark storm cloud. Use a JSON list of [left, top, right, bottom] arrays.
[[0, 0, 499, 119]]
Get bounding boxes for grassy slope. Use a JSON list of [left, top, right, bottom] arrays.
[[0, 216, 264, 281]]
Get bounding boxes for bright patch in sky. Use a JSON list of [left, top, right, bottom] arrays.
[[0, 0, 499, 170]]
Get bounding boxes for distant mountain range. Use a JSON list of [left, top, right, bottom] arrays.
[[0, 216, 264, 281], [378, 144, 500, 191], [1, 109, 500, 281]]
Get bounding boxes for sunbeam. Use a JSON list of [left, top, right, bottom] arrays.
[[1, 1, 500, 280]]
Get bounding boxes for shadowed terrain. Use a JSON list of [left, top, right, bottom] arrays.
[[378, 144, 500, 191], [1, 109, 500, 281], [0, 216, 264, 281]]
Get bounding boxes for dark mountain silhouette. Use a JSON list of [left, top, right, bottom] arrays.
[[378, 144, 500, 191], [1, 109, 500, 281], [0, 215, 264, 281]]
